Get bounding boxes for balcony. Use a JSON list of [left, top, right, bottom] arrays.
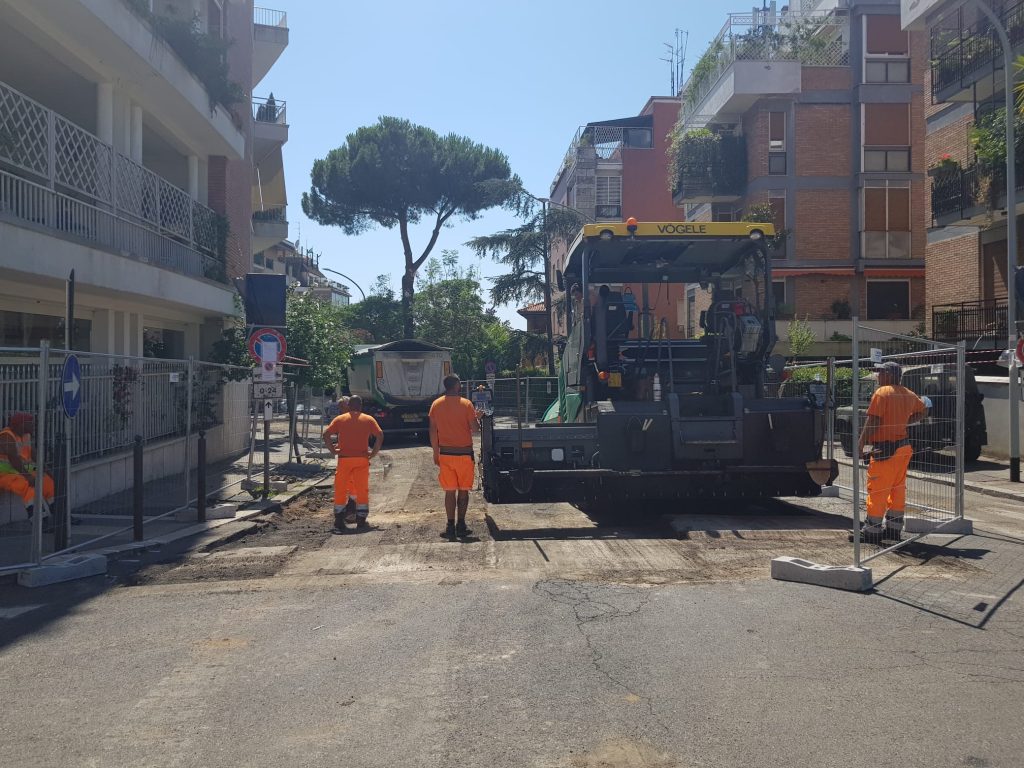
[[671, 132, 747, 205], [932, 298, 1007, 349], [930, 164, 985, 226], [0, 80, 226, 282], [252, 205, 288, 253], [550, 123, 652, 194], [680, 9, 849, 128], [253, 7, 289, 87], [252, 96, 288, 156], [930, 0, 1024, 104]]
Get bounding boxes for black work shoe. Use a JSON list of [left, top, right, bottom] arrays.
[[860, 521, 884, 545], [356, 518, 370, 530], [455, 521, 471, 538], [882, 526, 902, 542], [333, 514, 346, 532], [442, 522, 456, 541]]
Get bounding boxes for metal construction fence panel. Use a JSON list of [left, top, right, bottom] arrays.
[[845, 326, 965, 566], [0, 345, 250, 571], [463, 377, 558, 424], [772, 324, 966, 571]]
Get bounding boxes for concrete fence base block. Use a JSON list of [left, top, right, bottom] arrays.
[[771, 556, 872, 592], [240, 479, 259, 492], [173, 503, 238, 522], [270, 480, 289, 492], [904, 517, 974, 535], [18, 554, 107, 587], [819, 485, 841, 498]]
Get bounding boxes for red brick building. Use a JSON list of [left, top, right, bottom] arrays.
[[547, 96, 685, 339], [673, 1, 927, 353]]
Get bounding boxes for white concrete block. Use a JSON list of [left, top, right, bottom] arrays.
[[771, 556, 872, 592], [270, 480, 289, 492], [18, 554, 107, 587], [904, 516, 973, 535], [173, 503, 238, 522], [819, 485, 841, 498]]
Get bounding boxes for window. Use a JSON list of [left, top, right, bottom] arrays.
[[625, 128, 653, 148], [863, 182, 911, 259], [769, 112, 786, 151], [865, 60, 910, 83], [864, 149, 910, 171], [712, 204, 739, 222], [0, 310, 91, 350], [596, 175, 622, 220], [772, 280, 787, 307], [863, 103, 910, 172], [866, 281, 910, 320], [865, 15, 909, 56], [768, 152, 787, 175]]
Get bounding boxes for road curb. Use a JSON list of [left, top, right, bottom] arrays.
[[89, 471, 329, 562]]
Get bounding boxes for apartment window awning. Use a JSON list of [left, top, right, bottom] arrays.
[[586, 115, 654, 129]]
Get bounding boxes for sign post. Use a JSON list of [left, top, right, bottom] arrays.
[[248, 329, 285, 500]]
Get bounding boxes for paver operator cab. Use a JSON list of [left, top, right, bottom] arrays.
[[481, 220, 837, 510]]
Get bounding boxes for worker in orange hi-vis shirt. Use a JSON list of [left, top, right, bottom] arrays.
[[429, 373, 480, 541], [322, 395, 383, 532], [0, 412, 55, 518], [857, 360, 927, 544]]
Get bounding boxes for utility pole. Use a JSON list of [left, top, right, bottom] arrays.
[[975, 0, 1020, 482], [542, 200, 555, 376]]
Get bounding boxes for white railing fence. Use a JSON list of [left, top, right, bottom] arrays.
[[0, 80, 225, 280]]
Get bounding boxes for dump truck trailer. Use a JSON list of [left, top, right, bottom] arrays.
[[347, 340, 452, 435], [481, 220, 837, 509]]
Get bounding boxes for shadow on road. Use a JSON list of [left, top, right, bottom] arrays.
[[872, 530, 1024, 629]]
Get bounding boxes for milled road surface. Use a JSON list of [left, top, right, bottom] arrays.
[[3, 444, 1024, 767]]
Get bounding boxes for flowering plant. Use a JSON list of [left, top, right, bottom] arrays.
[[931, 153, 960, 171]]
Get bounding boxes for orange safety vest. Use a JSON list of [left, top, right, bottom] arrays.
[[0, 427, 34, 472]]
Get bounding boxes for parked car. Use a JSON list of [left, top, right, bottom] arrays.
[[833, 364, 987, 462]]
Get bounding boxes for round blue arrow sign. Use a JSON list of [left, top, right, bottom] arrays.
[[62, 354, 82, 419]]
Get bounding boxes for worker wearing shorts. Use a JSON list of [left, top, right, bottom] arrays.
[[429, 374, 480, 540], [322, 396, 383, 531], [857, 361, 926, 543]]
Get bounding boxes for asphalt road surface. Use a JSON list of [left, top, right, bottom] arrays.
[[3, 443, 1024, 767]]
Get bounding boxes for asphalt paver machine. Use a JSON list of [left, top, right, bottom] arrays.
[[481, 220, 837, 510]]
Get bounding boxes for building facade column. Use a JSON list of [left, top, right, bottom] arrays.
[[188, 155, 200, 199], [96, 82, 114, 145], [130, 105, 143, 164]]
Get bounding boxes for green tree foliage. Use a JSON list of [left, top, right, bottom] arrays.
[[466, 204, 586, 307], [302, 117, 526, 338], [286, 288, 352, 391], [339, 275, 403, 343], [786, 316, 817, 360], [412, 251, 517, 378]]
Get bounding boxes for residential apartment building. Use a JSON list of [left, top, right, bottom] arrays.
[[907, 0, 1022, 353], [674, 0, 926, 353], [547, 96, 683, 339], [0, 0, 289, 358]]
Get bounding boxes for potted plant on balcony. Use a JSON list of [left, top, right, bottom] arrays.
[[830, 298, 852, 320], [927, 154, 960, 177]]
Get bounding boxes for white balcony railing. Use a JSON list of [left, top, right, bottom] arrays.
[[253, 7, 287, 28], [0, 80, 225, 281], [551, 125, 652, 192], [680, 8, 850, 124], [252, 96, 287, 125]]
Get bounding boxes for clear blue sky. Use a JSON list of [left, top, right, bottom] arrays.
[[259, 1, 724, 327]]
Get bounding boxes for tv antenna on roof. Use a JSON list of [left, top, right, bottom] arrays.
[[662, 30, 689, 96]]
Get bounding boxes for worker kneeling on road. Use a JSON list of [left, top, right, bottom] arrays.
[[0, 413, 54, 519], [857, 361, 927, 543], [322, 396, 383, 532], [429, 374, 480, 541]]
